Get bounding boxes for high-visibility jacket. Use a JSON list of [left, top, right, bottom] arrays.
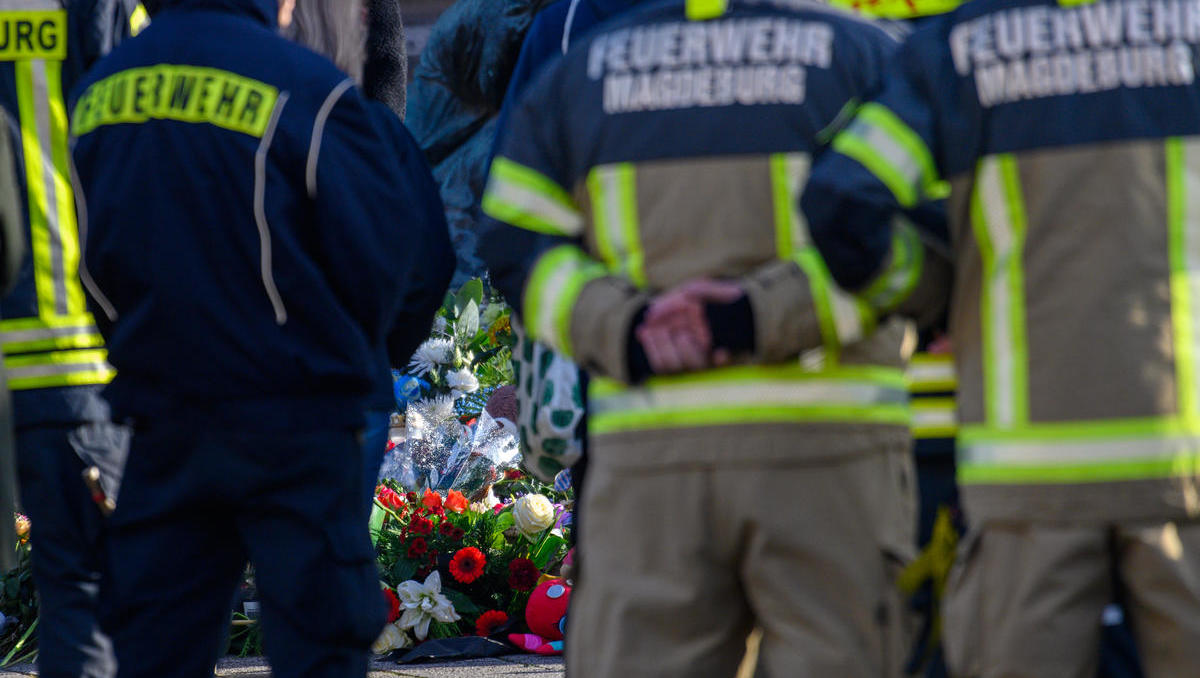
[[0, 0, 146, 427], [804, 0, 1200, 522], [481, 0, 926, 464]]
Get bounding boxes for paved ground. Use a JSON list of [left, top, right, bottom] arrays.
[[0, 654, 564, 678]]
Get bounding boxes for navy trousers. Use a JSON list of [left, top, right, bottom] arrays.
[[16, 425, 121, 678], [99, 421, 385, 678]]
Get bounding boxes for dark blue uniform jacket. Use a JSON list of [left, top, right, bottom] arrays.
[[70, 0, 453, 430]]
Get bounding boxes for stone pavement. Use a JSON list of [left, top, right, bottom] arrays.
[[0, 654, 565, 678]]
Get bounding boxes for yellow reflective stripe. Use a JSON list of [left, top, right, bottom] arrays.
[[859, 217, 924, 312], [907, 353, 956, 392], [959, 418, 1200, 484], [769, 153, 871, 361], [828, 0, 962, 18], [0, 11, 67, 61], [522, 245, 606, 356], [15, 59, 59, 318], [971, 155, 1029, 428], [686, 0, 728, 20], [591, 365, 910, 434], [3, 331, 104, 355], [0, 314, 99, 331], [1166, 137, 1200, 423], [130, 4, 150, 35], [912, 397, 956, 438], [5, 348, 114, 390], [482, 158, 584, 237], [832, 104, 945, 208], [587, 164, 646, 287], [46, 59, 86, 316], [73, 65, 279, 138]]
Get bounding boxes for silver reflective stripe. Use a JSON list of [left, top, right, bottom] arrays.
[[254, 92, 290, 326], [847, 116, 923, 190], [0, 1, 61, 10], [962, 434, 1200, 465], [907, 360, 955, 387], [487, 174, 584, 237], [306, 78, 355, 199], [976, 156, 1020, 426], [1, 324, 97, 344], [69, 155, 118, 321], [592, 380, 908, 415], [912, 405, 955, 429]]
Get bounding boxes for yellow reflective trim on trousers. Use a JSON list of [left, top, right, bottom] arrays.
[[912, 397, 956, 438], [971, 155, 1030, 428], [960, 455, 1200, 484], [15, 59, 58, 318], [1166, 137, 1200, 422], [522, 245, 606, 357], [46, 59, 86, 316], [907, 353, 956, 393], [686, 0, 728, 20], [0, 11, 67, 60], [591, 404, 910, 435], [586, 164, 646, 287]]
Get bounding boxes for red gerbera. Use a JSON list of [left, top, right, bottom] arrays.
[[507, 558, 539, 591], [438, 520, 457, 537], [410, 516, 433, 536], [450, 526, 466, 541], [475, 610, 509, 637], [406, 537, 428, 558], [449, 547, 487, 584], [382, 587, 400, 623]]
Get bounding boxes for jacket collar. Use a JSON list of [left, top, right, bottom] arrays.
[[157, 0, 278, 28]]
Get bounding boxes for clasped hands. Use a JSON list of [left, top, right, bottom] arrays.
[[634, 278, 746, 375]]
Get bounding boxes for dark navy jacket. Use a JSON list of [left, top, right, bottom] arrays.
[[71, 0, 453, 430]]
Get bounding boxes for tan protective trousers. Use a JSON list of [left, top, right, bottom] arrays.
[[566, 434, 916, 678], [943, 521, 1200, 678]]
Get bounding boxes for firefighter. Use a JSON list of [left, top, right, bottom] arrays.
[[802, 0, 1200, 674], [69, 0, 453, 676], [480, 0, 950, 674]]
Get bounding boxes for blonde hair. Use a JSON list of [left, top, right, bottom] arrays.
[[287, 0, 367, 83]]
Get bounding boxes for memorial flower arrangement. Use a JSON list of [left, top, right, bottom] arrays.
[[1, 514, 37, 667], [370, 473, 573, 655]]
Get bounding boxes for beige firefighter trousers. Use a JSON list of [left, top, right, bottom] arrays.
[[943, 520, 1200, 678], [566, 429, 917, 678]]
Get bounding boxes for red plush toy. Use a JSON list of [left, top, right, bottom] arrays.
[[509, 578, 571, 655]]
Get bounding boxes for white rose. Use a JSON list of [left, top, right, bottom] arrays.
[[371, 622, 411, 655], [513, 494, 556, 537]]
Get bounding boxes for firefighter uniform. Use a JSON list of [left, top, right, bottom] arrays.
[[479, 1, 946, 675], [69, 0, 453, 676], [803, 0, 1200, 674], [0, 3, 144, 676]]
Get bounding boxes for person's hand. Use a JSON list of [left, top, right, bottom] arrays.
[[636, 278, 747, 374]]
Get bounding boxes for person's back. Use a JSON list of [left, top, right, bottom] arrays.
[[73, 0, 419, 429], [482, 1, 931, 675], [803, 0, 1200, 674]]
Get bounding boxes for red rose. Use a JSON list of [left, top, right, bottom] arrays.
[[445, 489, 470, 514], [377, 487, 405, 513], [410, 516, 433, 536], [422, 488, 443, 511], [507, 558, 539, 591], [504, 469, 523, 480], [475, 610, 509, 637], [406, 492, 418, 502], [449, 547, 487, 584], [406, 537, 428, 558], [382, 587, 400, 623]]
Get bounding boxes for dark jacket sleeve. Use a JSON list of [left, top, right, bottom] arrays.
[[312, 89, 453, 358], [75, 0, 146, 68]]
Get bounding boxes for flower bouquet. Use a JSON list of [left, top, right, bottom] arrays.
[[1, 514, 36, 667], [369, 473, 572, 658]]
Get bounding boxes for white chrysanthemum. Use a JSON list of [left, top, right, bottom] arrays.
[[407, 338, 455, 377], [433, 316, 449, 334], [396, 572, 460, 640], [447, 368, 480, 397]]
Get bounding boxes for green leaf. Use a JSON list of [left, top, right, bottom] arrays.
[[493, 511, 515, 534], [390, 559, 419, 584], [441, 587, 481, 617], [455, 279, 484, 316], [369, 504, 386, 547], [531, 534, 567, 570]]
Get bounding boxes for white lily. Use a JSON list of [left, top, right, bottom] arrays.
[[396, 571, 460, 640], [371, 622, 412, 654]]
